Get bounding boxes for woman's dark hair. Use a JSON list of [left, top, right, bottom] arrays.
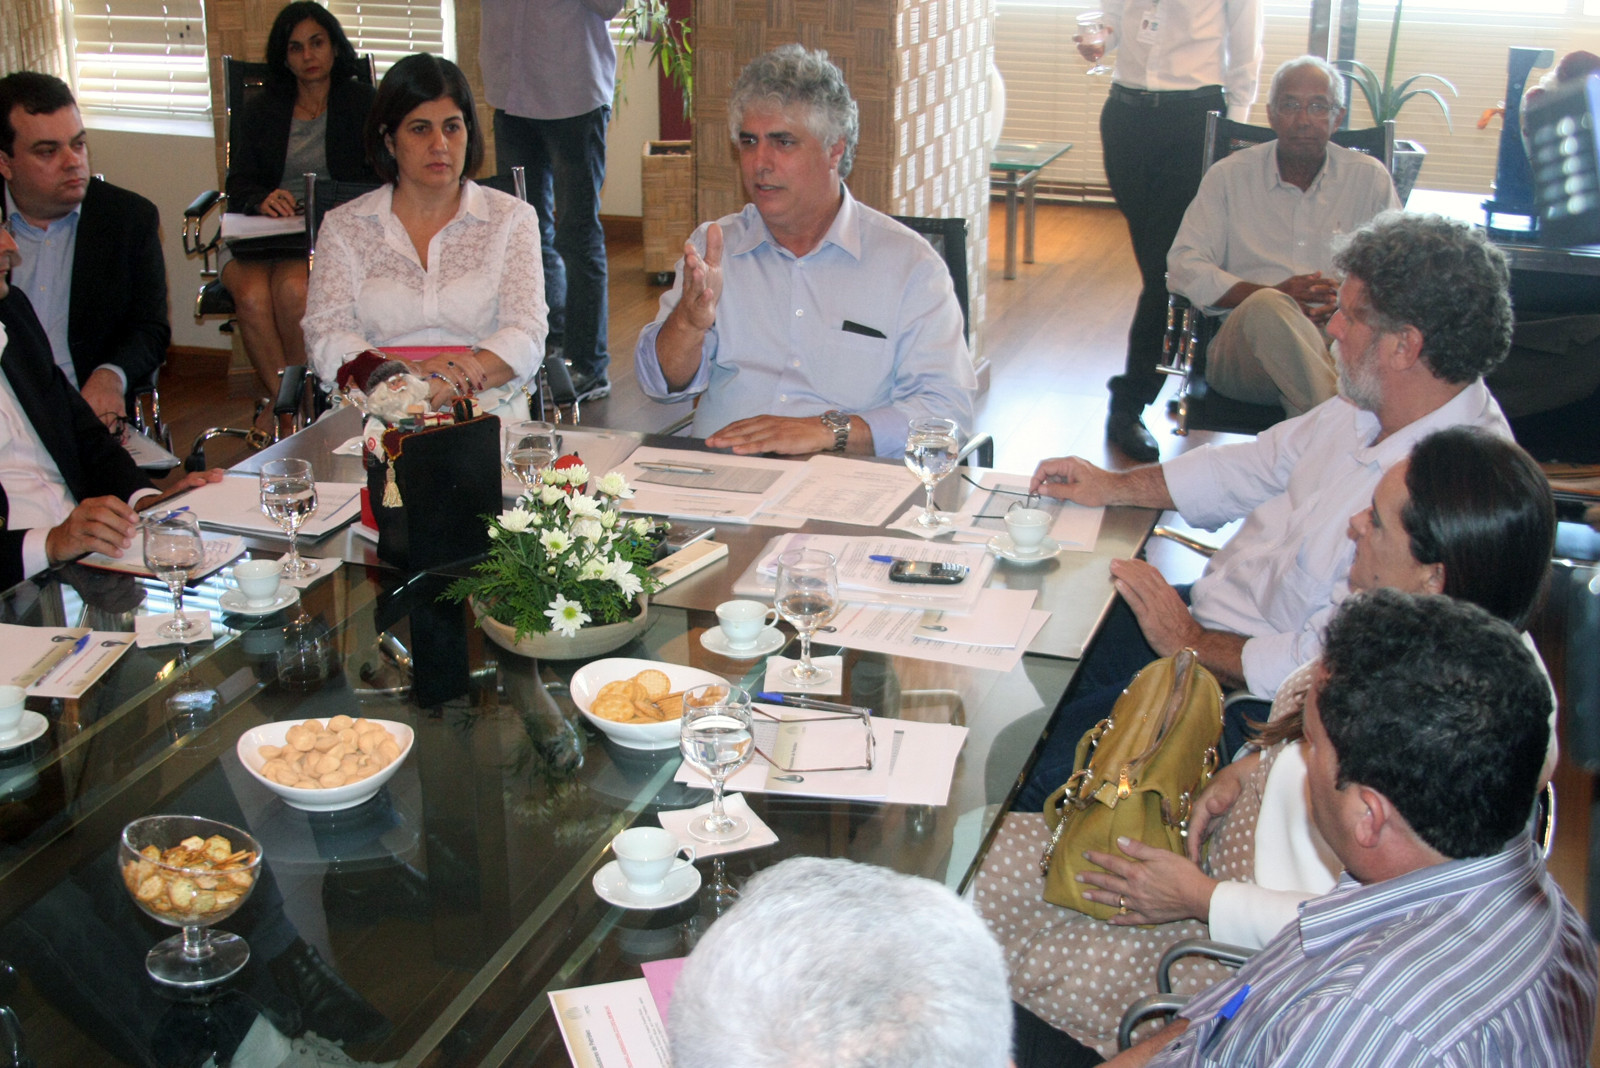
[[264, 2, 363, 96], [1255, 428, 1554, 749], [1401, 427, 1554, 632], [364, 53, 483, 185]]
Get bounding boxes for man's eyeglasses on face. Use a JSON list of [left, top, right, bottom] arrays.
[[1274, 99, 1339, 118]]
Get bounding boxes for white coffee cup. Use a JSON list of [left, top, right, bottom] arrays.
[[234, 559, 283, 606], [715, 599, 780, 649], [1004, 505, 1052, 555], [612, 827, 696, 896], [0, 685, 26, 740]]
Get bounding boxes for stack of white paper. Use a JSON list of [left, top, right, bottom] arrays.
[[735, 532, 994, 610], [674, 708, 968, 806], [174, 476, 363, 540], [616, 446, 808, 523]]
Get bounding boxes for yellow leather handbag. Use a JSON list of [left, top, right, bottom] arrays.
[[1040, 649, 1223, 920]]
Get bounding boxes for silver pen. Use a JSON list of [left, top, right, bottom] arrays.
[[637, 461, 713, 474]]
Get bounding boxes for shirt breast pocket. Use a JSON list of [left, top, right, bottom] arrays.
[[821, 331, 893, 406]]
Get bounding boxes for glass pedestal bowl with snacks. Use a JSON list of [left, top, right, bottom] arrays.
[[119, 815, 262, 987]]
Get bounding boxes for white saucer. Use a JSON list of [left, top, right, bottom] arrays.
[[219, 588, 301, 616], [0, 711, 49, 752], [592, 859, 701, 909], [987, 533, 1061, 564], [700, 625, 785, 659]]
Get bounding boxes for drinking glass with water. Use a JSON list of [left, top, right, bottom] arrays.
[[679, 684, 755, 844], [259, 458, 319, 579]]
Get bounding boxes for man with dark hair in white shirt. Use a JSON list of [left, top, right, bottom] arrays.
[[1088, 0, 1265, 462], [1167, 56, 1399, 417]]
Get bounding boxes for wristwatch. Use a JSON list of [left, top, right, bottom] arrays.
[[820, 410, 851, 452]]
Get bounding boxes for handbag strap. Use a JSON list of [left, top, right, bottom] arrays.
[[1094, 648, 1203, 801]]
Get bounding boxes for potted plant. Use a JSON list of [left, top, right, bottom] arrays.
[[1336, 0, 1457, 202], [616, 0, 697, 282], [446, 457, 663, 659]]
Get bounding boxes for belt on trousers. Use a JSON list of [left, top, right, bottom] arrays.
[[1108, 83, 1224, 108]]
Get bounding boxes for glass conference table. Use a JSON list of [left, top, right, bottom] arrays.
[[0, 416, 1154, 1066]]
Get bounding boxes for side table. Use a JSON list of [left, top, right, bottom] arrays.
[[990, 140, 1073, 279]]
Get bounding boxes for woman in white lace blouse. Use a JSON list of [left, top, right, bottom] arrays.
[[302, 52, 547, 414]]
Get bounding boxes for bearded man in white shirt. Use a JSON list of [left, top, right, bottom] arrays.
[[1166, 56, 1400, 417], [1014, 212, 1514, 810]]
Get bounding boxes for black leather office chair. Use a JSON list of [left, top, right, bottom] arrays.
[[1161, 111, 1396, 436], [892, 214, 972, 345], [892, 214, 992, 467], [474, 170, 579, 424]]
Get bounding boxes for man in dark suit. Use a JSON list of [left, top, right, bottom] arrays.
[[0, 227, 212, 589], [0, 72, 169, 430]]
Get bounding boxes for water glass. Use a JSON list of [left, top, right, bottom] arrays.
[[773, 548, 840, 686], [903, 417, 961, 529], [259, 458, 319, 578], [679, 684, 755, 844], [504, 420, 558, 493], [143, 510, 204, 639]]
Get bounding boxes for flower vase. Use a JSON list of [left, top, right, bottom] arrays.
[[472, 598, 650, 660]]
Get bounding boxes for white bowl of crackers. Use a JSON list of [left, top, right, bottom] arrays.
[[236, 716, 414, 812], [570, 657, 729, 751]]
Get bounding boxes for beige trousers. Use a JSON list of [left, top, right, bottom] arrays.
[[1204, 288, 1336, 417]]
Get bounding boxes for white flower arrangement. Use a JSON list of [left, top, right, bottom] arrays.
[[446, 457, 662, 639]]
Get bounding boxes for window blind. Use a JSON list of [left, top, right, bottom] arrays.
[[324, 0, 453, 76], [65, 0, 210, 117], [996, 0, 1600, 197]]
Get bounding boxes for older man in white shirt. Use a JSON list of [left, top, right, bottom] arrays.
[[1090, 0, 1265, 462], [1167, 56, 1401, 416]]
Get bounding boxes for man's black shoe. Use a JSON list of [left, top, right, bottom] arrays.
[[570, 370, 611, 402], [268, 938, 393, 1045], [1105, 411, 1160, 463]]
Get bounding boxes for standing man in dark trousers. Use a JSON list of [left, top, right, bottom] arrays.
[[480, 0, 623, 402], [1090, 0, 1264, 461]]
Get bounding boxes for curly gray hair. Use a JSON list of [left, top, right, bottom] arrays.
[[1333, 212, 1513, 382], [727, 44, 860, 177]]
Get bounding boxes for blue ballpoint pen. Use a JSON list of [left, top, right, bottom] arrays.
[[1199, 984, 1250, 1054], [40, 633, 93, 684]]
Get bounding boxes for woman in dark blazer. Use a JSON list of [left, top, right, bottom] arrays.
[[221, 1, 376, 411]]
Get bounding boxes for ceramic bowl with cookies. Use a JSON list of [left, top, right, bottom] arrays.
[[570, 658, 728, 751], [236, 716, 414, 811]]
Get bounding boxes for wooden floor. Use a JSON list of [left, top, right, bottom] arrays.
[[158, 202, 1600, 1058]]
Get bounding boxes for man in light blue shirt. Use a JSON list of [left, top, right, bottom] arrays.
[[634, 45, 975, 458]]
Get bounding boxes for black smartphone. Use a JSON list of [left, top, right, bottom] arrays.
[[658, 521, 716, 557], [888, 560, 969, 584]]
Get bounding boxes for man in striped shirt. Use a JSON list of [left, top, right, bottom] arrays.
[[1108, 590, 1598, 1067]]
